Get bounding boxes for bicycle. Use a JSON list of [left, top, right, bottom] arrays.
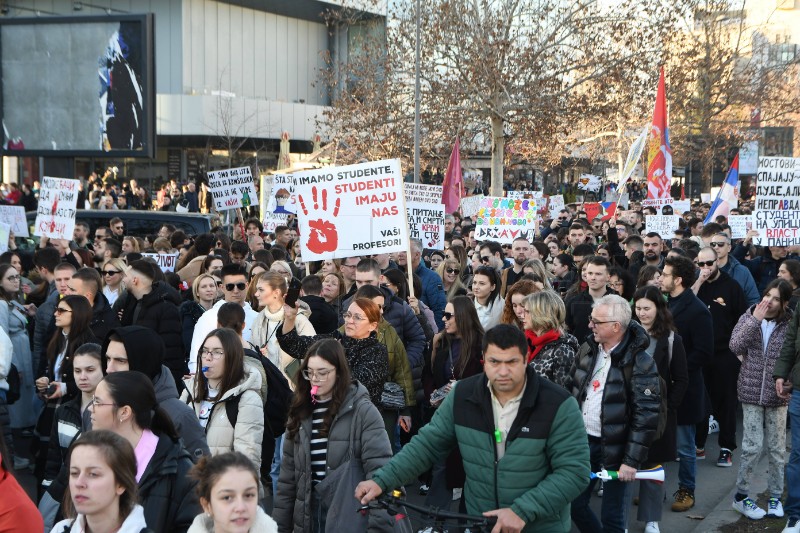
[[360, 489, 497, 533]]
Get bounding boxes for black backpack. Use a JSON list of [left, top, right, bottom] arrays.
[[5, 364, 20, 404], [231, 348, 293, 439], [622, 332, 673, 442]]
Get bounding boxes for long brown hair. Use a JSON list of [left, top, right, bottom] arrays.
[[285, 339, 352, 439], [632, 285, 675, 339], [46, 295, 96, 373], [437, 295, 484, 378], [193, 328, 246, 401]]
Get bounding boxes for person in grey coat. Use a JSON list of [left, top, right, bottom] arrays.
[[274, 339, 392, 532]]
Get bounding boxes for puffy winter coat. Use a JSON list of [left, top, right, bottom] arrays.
[[776, 301, 800, 391], [181, 366, 264, 471], [355, 319, 415, 408], [250, 305, 316, 383], [53, 505, 149, 533], [570, 321, 662, 470], [645, 332, 689, 465], [180, 300, 208, 362], [730, 305, 791, 407], [273, 382, 392, 533], [414, 262, 447, 331], [529, 333, 579, 390]]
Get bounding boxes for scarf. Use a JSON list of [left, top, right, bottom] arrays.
[[525, 329, 561, 364]]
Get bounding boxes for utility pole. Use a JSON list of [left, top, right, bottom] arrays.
[[413, 0, 421, 183]]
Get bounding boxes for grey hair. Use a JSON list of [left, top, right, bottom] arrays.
[[593, 294, 631, 328], [410, 238, 423, 254], [445, 214, 455, 223]]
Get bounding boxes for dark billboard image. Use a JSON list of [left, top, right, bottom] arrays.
[[0, 14, 155, 157]]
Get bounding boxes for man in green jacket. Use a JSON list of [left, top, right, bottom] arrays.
[[355, 324, 590, 533]]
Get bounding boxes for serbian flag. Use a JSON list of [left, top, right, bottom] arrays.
[[584, 202, 617, 222], [704, 154, 740, 223], [442, 137, 463, 215], [646, 68, 673, 200]]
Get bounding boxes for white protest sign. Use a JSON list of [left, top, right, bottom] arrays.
[[672, 200, 692, 215], [728, 215, 752, 239], [0, 206, 28, 237], [754, 156, 800, 246], [293, 159, 408, 261], [645, 215, 680, 239], [404, 183, 443, 205], [641, 198, 674, 211], [475, 196, 538, 244], [206, 166, 258, 211], [141, 252, 180, 273], [406, 202, 445, 250], [547, 194, 565, 215], [506, 190, 542, 200], [263, 212, 290, 233], [0, 222, 9, 254], [259, 174, 274, 216], [701, 193, 711, 203], [34, 177, 79, 240], [459, 195, 484, 218], [265, 174, 296, 214]]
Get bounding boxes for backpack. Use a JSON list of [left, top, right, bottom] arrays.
[[622, 332, 672, 442], [5, 364, 20, 405], [232, 347, 294, 439]]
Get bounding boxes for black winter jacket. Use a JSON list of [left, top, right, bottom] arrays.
[[89, 293, 119, 343], [299, 294, 338, 334], [179, 299, 207, 362], [570, 321, 662, 470], [565, 288, 616, 343]]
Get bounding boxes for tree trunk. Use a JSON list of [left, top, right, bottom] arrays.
[[490, 115, 505, 197]]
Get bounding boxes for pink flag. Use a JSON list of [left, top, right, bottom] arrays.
[[442, 137, 463, 214]]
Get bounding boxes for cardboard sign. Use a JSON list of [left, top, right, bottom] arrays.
[[406, 202, 445, 250], [265, 174, 297, 214], [34, 177, 79, 240], [141, 252, 180, 273], [459, 195, 484, 218], [207, 166, 258, 211], [475, 196, 538, 244], [0, 222, 9, 254], [292, 159, 409, 260], [506, 190, 542, 200], [641, 198, 674, 211], [672, 200, 691, 215], [404, 183, 443, 205], [701, 193, 711, 203], [728, 215, 752, 239], [645, 215, 681, 239], [547, 194, 565, 215], [262, 212, 290, 234], [754, 156, 800, 246], [0, 205, 28, 237]]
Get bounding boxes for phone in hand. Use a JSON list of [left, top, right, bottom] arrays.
[[45, 383, 57, 397], [285, 279, 301, 308]]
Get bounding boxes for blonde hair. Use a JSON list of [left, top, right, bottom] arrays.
[[523, 290, 566, 333], [436, 258, 466, 300], [192, 273, 218, 301], [122, 236, 140, 253]]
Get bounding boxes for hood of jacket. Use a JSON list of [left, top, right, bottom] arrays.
[[187, 506, 278, 533], [56, 504, 148, 533], [92, 292, 112, 317], [141, 281, 182, 308], [582, 320, 650, 366], [101, 325, 165, 379], [153, 364, 182, 402]]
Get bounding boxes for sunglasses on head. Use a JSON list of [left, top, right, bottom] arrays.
[[695, 260, 715, 267], [445, 268, 460, 274], [225, 282, 247, 291]]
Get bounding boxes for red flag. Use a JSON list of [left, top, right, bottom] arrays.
[[680, 184, 686, 201], [442, 137, 463, 214], [646, 68, 673, 200]]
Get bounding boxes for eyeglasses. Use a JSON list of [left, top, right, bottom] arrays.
[[695, 260, 715, 267], [4, 275, 19, 281], [709, 242, 727, 248], [343, 312, 367, 322], [102, 270, 121, 276], [341, 263, 358, 269], [113, 225, 124, 230], [442, 312, 454, 321], [90, 396, 115, 408], [224, 282, 247, 291], [301, 368, 335, 381], [501, 245, 511, 249], [480, 256, 491, 263], [608, 281, 623, 288], [589, 317, 616, 325], [445, 268, 460, 275], [200, 348, 225, 360], [55, 307, 72, 315]]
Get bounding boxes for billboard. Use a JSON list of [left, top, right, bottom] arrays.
[[0, 14, 155, 157]]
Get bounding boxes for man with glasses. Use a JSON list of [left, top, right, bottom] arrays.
[[93, 226, 110, 244], [109, 217, 125, 238], [117, 260, 185, 385], [339, 256, 361, 294], [479, 241, 506, 273], [662, 256, 713, 512], [190, 263, 258, 371], [500, 237, 532, 297], [709, 233, 759, 305], [570, 295, 662, 533], [691, 246, 747, 468]]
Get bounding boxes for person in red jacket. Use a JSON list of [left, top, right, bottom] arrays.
[[0, 421, 44, 532]]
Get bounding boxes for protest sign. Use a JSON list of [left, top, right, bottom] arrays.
[[34, 177, 79, 240], [207, 166, 258, 211], [0, 205, 28, 237], [292, 159, 409, 261], [645, 215, 680, 239], [263, 212, 290, 234], [459, 195, 484, 218], [475, 196, 537, 244], [141, 252, 180, 273], [259, 175, 274, 216], [506, 190, 542, 200], [0, 222, 9, 254], [728, 215, 752, 239], [583, 202, 617, 222], [641, 198, 674, 211], [701, 193, 711, 203], [265, 174, 296, 214], [672, 200, 691, 215], [754, 156, 800, 246], [406, 202, 445, 250], [404, 183, 443, 205], [547, 195, 565, 215]]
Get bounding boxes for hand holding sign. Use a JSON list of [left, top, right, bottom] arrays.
[[299, 186, 341, 254]]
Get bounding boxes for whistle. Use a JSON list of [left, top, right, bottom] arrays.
[[201, 367, 209, 372], [311, 385, 319, 396]]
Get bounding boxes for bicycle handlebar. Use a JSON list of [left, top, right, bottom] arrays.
[[362, 491, 497, 529]]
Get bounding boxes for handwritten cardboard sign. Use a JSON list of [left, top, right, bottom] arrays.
[[404, 183, 443, 205], [754, 156, 800, 246], [207, 166, 258, 211], [407, 202, 444, 250], [141, 252, 180, 273], [34, 177, 79, 240], [263, 212, 290, 234], [0, 205, 28, 237], [265, 173, 296, 214], [645, 215, 681, 239], [0, 222, 9, 254], [728, 215, 752, 239], [459, 195, 485, 218], [475, 196, 537, 244]]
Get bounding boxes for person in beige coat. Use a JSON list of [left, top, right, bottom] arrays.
[[182, 328, 264, 472], [251, 271, 316, 385]]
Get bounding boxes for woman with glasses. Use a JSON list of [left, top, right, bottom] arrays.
[[521, 291, 579, 390], [181, 274, 220, 365], [274, 339, 392, 533], [270, 260, 295, 286], [471, 266, 503, 330], [609, 266, 635, 301], [39, 343, 105, 531], [91, 371, 200, 532], [421, 295, 484, 508], [182, 329, 264, 470], [501, 279, 540, 330], [444, 244, 469, 279], [100, 258, 127, 308], [278, 298, 389, 408], [436, 259, 467, 301]]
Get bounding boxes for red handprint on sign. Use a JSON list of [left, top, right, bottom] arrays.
[[299, 186, 341, 254]]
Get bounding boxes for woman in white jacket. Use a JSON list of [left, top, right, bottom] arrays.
[[51, 430, 150, 533], [182, 329, 264, 472], [250, 271, 315, 384]]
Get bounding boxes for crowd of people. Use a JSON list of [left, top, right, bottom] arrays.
[[0, 195, 798, 533]]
